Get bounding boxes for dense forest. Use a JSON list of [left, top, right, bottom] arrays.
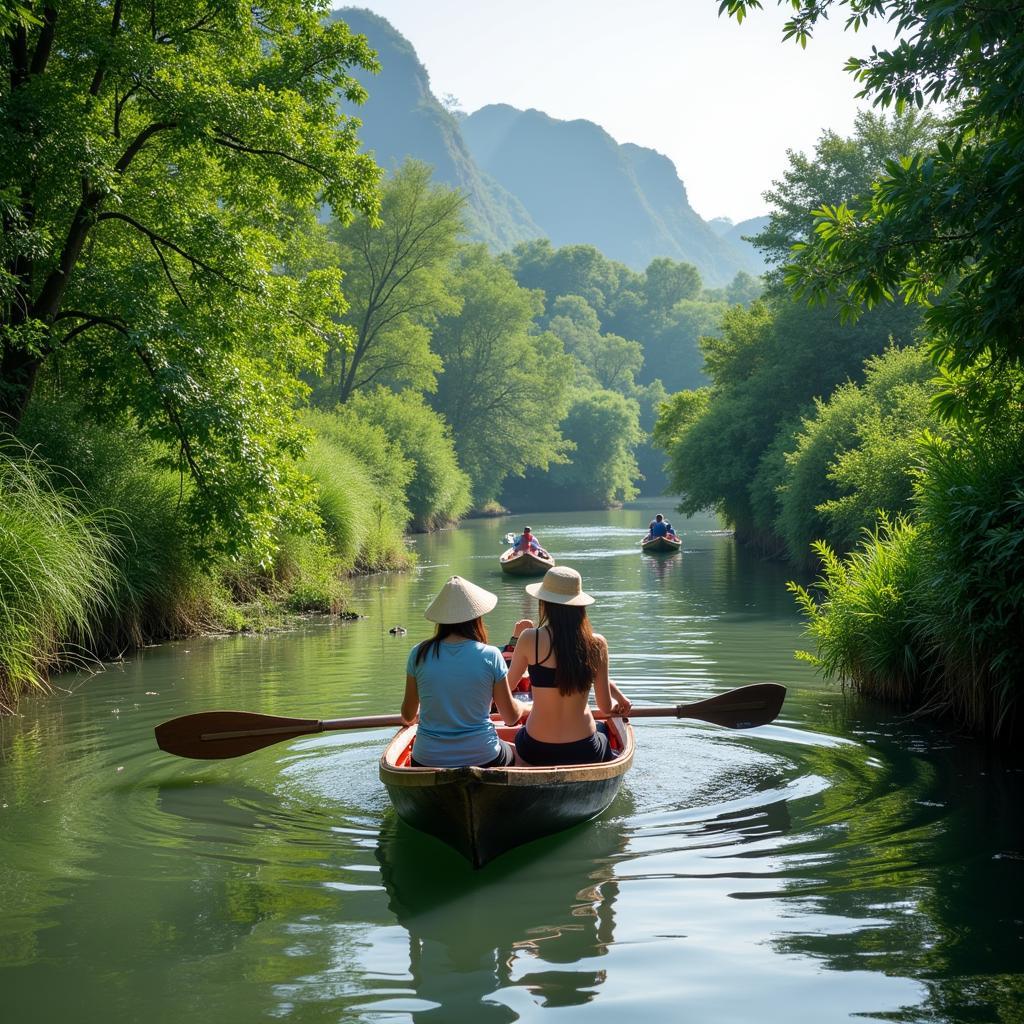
[[2, 0, 1022, 746], [0, 2, 753, 709], [657, 3, 1024, 740]]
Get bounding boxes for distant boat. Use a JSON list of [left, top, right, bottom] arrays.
[[499, 547, 555, 575], [641, 535, 682, 554], [379, 717, 634, 868]]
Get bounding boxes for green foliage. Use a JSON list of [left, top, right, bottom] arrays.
[[789, 373, 1024, 738], [776, 345, 941, 562], [912, 424, 1024, 733], [789, 516, 925, 705], [1, 2, 381, 561], [18, 399, 221, 647], [726, 0, 1024, 395], [547, 297, 644, 394], [643, 257, 702, 312], [750, 110, 938, 269], [516, 387, 643, 507], [0, 444, 116, 707], [652, 388, 711, 452], [429, 245, 574, 506], [299, 406, 412, 520], [538, 389, 643, 507], [703, 271, 764, 306], [659, 294, 919, 540], [508, 241, 628, 321], [505, 240, 745, 497], [300, 428, 409, 574], [322, 160, 465, 403], [349, 388, 471, 530]]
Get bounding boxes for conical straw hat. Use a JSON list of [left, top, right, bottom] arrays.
[[525, 566, 594, 607], [423, 575, 498, 623]]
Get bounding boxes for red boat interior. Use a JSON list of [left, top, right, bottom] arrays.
[[390, 716, 625, 768]]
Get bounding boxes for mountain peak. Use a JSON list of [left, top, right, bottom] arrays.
[[333, 9, 766, 281]]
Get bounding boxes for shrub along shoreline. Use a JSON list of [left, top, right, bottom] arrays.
[[0, 391, 470, 713]]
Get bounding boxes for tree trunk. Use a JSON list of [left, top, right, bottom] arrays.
[[0, 346, 42, 432]]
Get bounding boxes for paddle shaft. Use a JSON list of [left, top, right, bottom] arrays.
[[200, 714, 404, 742], [155, 683, 785, 759]]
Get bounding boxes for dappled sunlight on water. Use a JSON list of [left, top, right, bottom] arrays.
[[1, 506, 1022, 1023]]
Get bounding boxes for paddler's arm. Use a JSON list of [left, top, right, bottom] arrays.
[[400, 674, 419, 726], [608, 679, 632, 715], [505, 626, 533, 691], [493, 675, 531, 726], [592, 634, 630, 714]]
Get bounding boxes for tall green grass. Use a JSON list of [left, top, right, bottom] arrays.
[[789, 515, 925, 707], [19, 401, 222, 647], [0, 446, 116, 709], [301, 426, 411, 572]]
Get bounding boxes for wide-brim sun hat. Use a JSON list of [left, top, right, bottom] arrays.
[[423, 575, 498, 623], [525, 566, 594, 607]]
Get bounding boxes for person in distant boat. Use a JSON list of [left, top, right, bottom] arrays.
[[505, 566, 631, 766], [513, 526, 549, 558], [644, 514, 678, 543], [401, 576, 530, 768], [644, 514, 667, 542]]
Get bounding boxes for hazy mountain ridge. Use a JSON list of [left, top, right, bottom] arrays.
[[335, 7, 766, 284], [333, 8, 540, 249]]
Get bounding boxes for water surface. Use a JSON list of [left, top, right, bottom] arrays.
[[2, 506, 1021, 1023]]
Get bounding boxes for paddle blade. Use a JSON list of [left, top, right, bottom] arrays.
[[154, 710, 323, 760], [677, 683, 786, 729]]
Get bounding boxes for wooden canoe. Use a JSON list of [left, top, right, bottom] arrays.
[[499, 547, 555, 575], [641, 535, 682, 554], [379, 717, 634, 868]]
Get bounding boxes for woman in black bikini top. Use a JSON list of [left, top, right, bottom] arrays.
[[505, 566, 631, 766]]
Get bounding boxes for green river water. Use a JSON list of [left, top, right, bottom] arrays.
[[1, 505, 1022, 1024]]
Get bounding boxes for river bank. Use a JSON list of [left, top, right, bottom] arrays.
[[2, 505, 1021, 1024]]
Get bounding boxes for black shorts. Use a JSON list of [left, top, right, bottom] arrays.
[[410, 738, 516, 769], [514, 722, 615, 766]]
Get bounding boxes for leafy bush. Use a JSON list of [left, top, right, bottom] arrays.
[[912, 429, 1024, 734], [511, 389, 642, 509], [790, 388, 1024, 739], [776, 345, 939, 563], [349, 388, 471, 530]]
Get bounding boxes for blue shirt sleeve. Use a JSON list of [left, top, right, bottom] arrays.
[[484, 645, 507, 683], [406, 643, 420, 676]]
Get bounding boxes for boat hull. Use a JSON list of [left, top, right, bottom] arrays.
[[641, 536, 681, 553], [499, 549, 556, 575], [380, 720, 634, 868]]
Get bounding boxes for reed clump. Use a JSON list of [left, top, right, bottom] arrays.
[[0, 446, 117, 709]]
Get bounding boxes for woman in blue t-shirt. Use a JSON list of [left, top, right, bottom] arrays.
[[400, 575, 530, 768]]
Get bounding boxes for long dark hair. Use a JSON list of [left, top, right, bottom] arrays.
[[414, 618, 488, 665], [538, 600, 604, 696]]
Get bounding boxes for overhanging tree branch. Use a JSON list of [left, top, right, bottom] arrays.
[[96, 211, 249, 291]]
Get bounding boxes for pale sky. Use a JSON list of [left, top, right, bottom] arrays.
[[339, 0, 900, 222]]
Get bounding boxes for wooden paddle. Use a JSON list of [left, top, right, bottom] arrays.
[[154, 683, 786, 760]]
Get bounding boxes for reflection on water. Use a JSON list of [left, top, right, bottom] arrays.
[[0, 505, 1022, 1023], [376, 806, 630, 1022]]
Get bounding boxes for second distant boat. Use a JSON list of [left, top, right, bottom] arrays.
[[641, 535, 681, 554], [499, 547, 556, 576]]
